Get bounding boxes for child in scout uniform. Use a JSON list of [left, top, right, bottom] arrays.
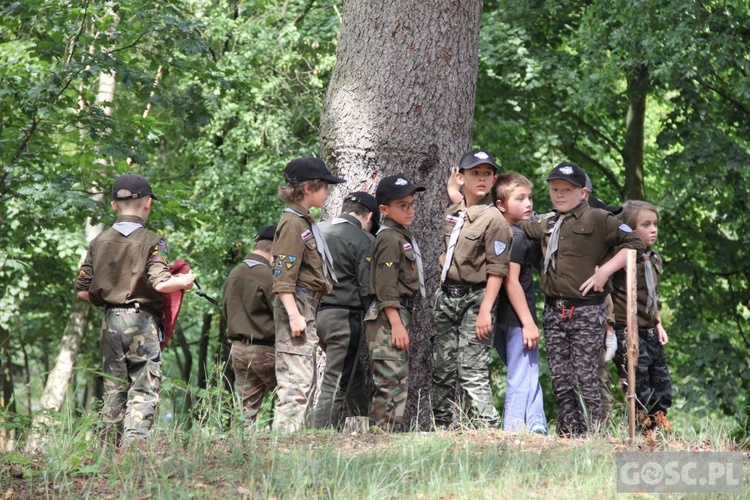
[[365, 175, 426, 431], [223, 224, 277, 426], [518, 161, 646, 437], [272, 156, 346, 433], [313, 192, 378, 429], [611, 200, 672, 432], [493, 172, 547, 433], [432, 150, 512, 428], [75, 173, 196, 447]]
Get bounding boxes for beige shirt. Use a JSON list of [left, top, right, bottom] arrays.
[[369, 217, 421, 310]]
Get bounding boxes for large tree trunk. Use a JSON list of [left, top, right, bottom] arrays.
[[320, 0, 483, 429], [623, 64, 648, 201]]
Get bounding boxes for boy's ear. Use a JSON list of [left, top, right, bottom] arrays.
[[495, 199, 506, 212], [455, 171, 465, 185], [111, 200, 120, 213]]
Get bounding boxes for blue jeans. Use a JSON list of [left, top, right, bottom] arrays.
[[495, 324, 547, 431]]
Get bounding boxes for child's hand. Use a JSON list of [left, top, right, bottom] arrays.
[[181, 272, 196, 290], [391, 324, 410, 351], [446, 166, 463, 204], [475, 309, 493, 341], [289, 314, 307, 337], [522, 323, 540, 350], [657, 323, 668, 345], [580, 266, 607, 296]]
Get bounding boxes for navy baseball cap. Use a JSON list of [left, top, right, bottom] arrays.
[[546, 161, 587, 188], [376, 175, 426, 205], [112, 173, 158, 201], [255, 224, 277, 242], [283, 157, 345, 185], [347, 191, 380, 234], [459, 150, 499, 172]]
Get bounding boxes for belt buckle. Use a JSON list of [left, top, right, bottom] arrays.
[[554, 299, 565, 310], [449, 287, 462, 298]]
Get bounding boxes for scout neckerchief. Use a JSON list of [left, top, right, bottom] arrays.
[[643, 251, 657, 315], [439, 200, 492, 283], [543, 213, 567, 274], [378, 224, 425, 298], [284, 206, 338, 283], [113, 221, 144, 237], [244, 258, 264, 268]]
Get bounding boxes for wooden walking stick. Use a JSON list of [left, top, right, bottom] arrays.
[[626, 249, 639, 445]]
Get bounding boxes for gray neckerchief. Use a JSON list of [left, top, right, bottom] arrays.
[[331, 216, 358, 228], [643, 252, 657, 315], [543, 213, 567, 274], [284, 206, 337, 283], [244, 258, 264, 269], [440, 203, 491, 283], [113, 221, 144, 237]]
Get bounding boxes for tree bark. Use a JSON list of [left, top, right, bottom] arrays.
[[320, 0, 483, 429], [623, 64, 648, 201]]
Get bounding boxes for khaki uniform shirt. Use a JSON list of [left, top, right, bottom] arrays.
[[438, 194, 512, 284], [369, 217, 421, 310], [518, 200, 646, 300], [272, 202, 332, 295], [319, 214, 375, 310], [222, 252, 274, 341], [611, 250, 663, 329], [74, 214, 172, 311]]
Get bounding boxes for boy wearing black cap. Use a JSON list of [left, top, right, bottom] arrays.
[[312, 192, 378, 429], [365, 175, 426, 431], [223, 224, 277, 426], [432, 150, 512, 428], [518, 161, 645, 437], [75, 173, 196, 447], [272, 156, 346, 433]]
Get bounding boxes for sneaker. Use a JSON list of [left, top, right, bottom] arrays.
[[529, 423, 549, 435]]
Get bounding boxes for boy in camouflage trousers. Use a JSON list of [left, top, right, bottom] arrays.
[[365, 175, 426, 431], [223, 224, 277, 426], [272, 157, 345, 433], [433, 150, 512, 428], [75, 173, 195, 447]]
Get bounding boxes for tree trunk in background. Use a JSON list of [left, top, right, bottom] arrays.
[[623, 64, 648, 201], [320, 0, 483, 429], [1, 326, 17, 450]]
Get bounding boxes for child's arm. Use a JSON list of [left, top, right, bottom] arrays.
[[504, 263, 539, 349], [656, 311, 668, 345], [278, 291, 307, 337], [476, 275, 503, 341], [385, 306, 409, 350], [446, 166, 463, 204], [154, 272, 196, 293], [579, 247, 630, 296]]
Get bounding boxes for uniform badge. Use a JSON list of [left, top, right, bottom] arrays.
[[273, 269, 281, 276], [618, 223, 633, 233], [445, 214, 459, 224], [474, 151, 489, 160], [560, 166, 573, 175], [494, 240, 507, 256], [403, 243, 413, 251], [288, 255, 297, 263], [395, 178, 408, 186], [278, 254, 287, 261], [150, 240, 169, 263], [301, 230, 313, 240], [286, 262, 294, 269], [78, 269, 87, 277]]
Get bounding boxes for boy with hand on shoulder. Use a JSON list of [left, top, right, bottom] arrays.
[[493, 172, 547, 433], [432, 150, 512, 429], [518, 161, 646, 437], [75, 173, 195, 447], [223, 224, 277, 426], [272, 157, 345, 433], [365, 175, 426, 432]]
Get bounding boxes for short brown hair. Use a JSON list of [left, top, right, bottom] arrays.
[[278, 179, 326, 204], [493, 172, 533, 205], [113, 194, 149, 212], [253, 238, 273, 254], [619, 200, 659, 229]]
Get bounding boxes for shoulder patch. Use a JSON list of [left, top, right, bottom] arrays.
[[301, 229, 313, 240], [494, 240, 507, 256], [150, 240, 168, 263], [445, 214, 460, 224], [403, 243, 413, 251], [618, 223, 633, 233]]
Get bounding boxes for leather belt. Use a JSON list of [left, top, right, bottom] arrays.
[[230, 337, 275, 347], [440, 282, 486, 298], [545, 297, 605, 309]]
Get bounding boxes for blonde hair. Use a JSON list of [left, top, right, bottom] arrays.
[[619, 200, 659, 229], [493, 172, 533, 205], [278, 179, 326, 203]]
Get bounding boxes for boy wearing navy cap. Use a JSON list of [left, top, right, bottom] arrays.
[[272, 156, 346, 433], [75, 173, 196, 447], [365, 175, 425, 431], [223, 224, 277, 425], [518, 161, 645, 437]]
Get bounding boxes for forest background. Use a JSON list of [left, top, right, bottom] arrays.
[[1, 0, 748, 448]]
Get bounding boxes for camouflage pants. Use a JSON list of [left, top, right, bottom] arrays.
[[598, 349, 614, 425], [100, 307, 162, 446], [543, 302, 605, 437], [365, 302, 412, 431], [273, 289, 321, 433], [432, 289, 498, 426], [313, 308, 368, 429], [231, 342, 277, 425], [614, 328, 672, 416]]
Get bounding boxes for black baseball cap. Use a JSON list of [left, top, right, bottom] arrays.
[[376, 175, 426, 205], [584, 173, 593, 192], [112, 173, 158, 201], [546, 161, 587, 188], [459, 150, 499, 172], [347, 191, 380, 234], [588, 196, 623, 215], [254, 224, 277, 242], [283, 157, 345, 185]]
